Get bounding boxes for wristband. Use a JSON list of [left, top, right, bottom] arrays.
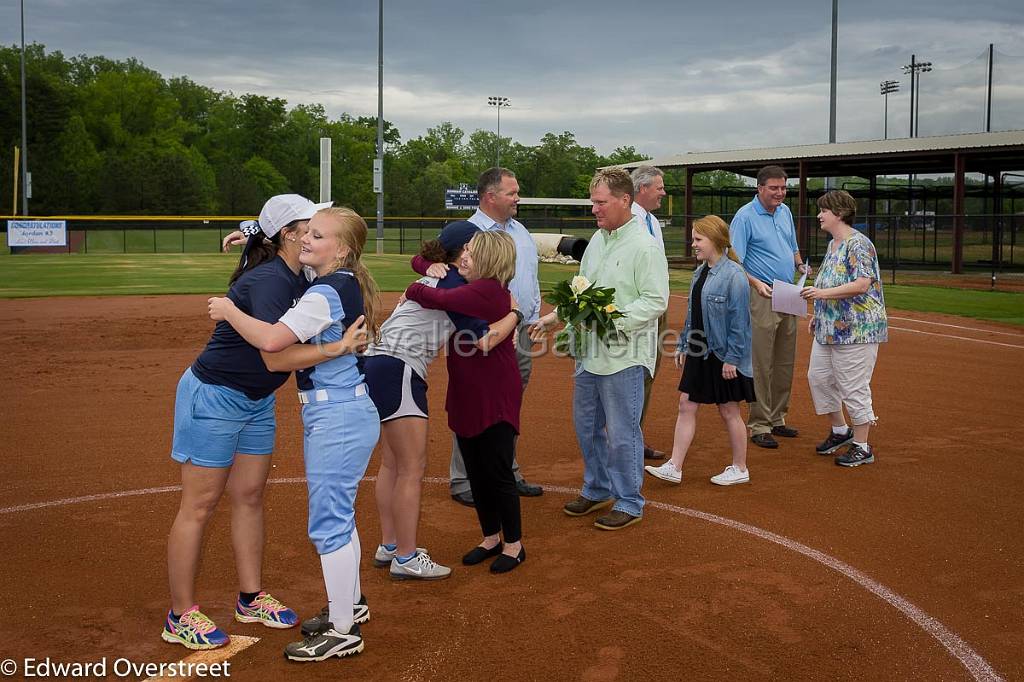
[[511, 308, 524, 325]]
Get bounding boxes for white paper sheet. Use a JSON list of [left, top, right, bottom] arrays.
[[771, 266, 809, 318]]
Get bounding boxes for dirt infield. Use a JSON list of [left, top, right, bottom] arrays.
[[1, 293, 1022, 681]]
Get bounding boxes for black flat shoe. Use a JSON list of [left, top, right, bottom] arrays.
[[490, 547, 526, 574], [515, 479, 543, 497], [451, 491, 475, 507], [462, 543, 502, 566]]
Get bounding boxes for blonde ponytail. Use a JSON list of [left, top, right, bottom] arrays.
[[349, 259, 381, 343]]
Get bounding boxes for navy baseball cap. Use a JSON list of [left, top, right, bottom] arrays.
[[438, 221, 480, 252]]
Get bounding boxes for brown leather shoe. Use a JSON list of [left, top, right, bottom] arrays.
[[643, 446, 667, 460], [594, 510, 642, 530], [563, 495, 615, 517], [751, 433, 779, 449], [771, 425, 799, 438]]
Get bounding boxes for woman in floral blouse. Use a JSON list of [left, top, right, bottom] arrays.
[[800, 190, 887, 467]]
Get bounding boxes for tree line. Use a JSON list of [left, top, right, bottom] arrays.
[[1, 44, 660, 217]]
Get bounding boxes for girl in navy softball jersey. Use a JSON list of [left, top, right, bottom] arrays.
[[164, 194, 334, 650]]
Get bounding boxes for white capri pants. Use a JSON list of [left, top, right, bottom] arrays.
[[807, 341, 880, 425]]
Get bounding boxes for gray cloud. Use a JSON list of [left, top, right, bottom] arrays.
[[2, 0, 1022, 156]]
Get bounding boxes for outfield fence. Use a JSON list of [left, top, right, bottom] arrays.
[[2, 212, 1021, 274]]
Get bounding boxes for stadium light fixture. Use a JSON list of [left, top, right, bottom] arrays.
[[880, 80, 900, 140], [487, 96, 511, 167], [902, 58, 932, 137]]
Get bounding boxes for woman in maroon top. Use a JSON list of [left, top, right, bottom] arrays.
[[405, 230, 526, 573]]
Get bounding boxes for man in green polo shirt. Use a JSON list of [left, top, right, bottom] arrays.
[[532, 168, 669, 530]]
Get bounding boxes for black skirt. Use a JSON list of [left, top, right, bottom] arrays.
[[679, 351, 756, 405]]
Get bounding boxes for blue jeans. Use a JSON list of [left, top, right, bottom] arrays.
[[573, 365, 646, 517]]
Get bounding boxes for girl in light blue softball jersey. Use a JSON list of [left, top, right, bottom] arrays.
[[209, 207, 381, 663], [163, 194, 333, 651]]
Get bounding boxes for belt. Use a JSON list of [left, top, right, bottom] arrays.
[[297, 384, 368, 404]]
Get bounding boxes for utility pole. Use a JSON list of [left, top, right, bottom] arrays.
[[828, 0, 838, 144], [374, 0, 384, 255], [19, 0, 29, 215]]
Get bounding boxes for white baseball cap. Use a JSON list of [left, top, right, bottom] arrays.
[[247, 194, 334, 238]]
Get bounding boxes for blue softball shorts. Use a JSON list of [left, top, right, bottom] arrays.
[[170, 368, 276, 468]]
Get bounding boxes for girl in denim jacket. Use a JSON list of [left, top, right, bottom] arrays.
[[646, 216, 756, 487]]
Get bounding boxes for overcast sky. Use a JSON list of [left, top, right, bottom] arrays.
[[2, 0, 1022, 157]]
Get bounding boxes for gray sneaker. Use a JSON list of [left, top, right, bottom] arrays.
[[373, 544, 426, 568], [390, 551, 452, 581], [816, 428, 854, 455], [284, 622, 363, 662], [300, 596, 369, 637], [835, 443, 875, 467]]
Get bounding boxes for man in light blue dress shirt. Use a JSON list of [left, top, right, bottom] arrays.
[[449, 167, 543, 504], [730, 165, 809, 450]]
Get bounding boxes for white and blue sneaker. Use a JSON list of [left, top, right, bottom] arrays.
[[373, 544, 426, 568], [390, 551, 452, 581]]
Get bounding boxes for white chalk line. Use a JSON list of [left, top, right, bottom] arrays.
[[1, 478, 1002, 682], [890, 326, 1024, 349], [667, 298, 1022, 348], [889, 315, 1024, 338]]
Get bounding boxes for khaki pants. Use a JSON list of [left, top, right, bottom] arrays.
[[807, 341, 879, 425], [747, 286, 797, 435], [641, 312, 669, 428]]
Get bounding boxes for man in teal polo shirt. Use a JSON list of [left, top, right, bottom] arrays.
[[730, 165, 810, 449], [532, 168, 669, 530]]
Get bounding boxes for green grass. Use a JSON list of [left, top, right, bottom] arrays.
[[882, 286, 1024, 326], [1, 252, 1021, 327]]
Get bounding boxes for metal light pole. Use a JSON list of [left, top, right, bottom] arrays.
[[374, 0, 384, 254], [914, 62, 932, 137], [903, 57, 932, 138], [19, 0, 29, 215], [828, 0, 838, 144], [487, 96, 510, 167], [880, 80, 899, 140]]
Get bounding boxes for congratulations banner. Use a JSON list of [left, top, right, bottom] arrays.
[[7, 220, 68, 247]]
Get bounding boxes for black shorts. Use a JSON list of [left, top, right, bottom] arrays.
[[363, 355, 428, 422]]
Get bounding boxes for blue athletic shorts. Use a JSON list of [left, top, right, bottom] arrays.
[[170, 368, 276, 468], [363, 355, 428, 422]]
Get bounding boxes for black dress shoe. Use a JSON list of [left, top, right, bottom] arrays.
[[643, 446, 667, 460], [751, 433, 779, 449], [451, 490, 475, 507], [490, 546, 526, 574], [462, 543, 502, 566], [771, 425, 799, 438], [515, 479, 543, 497]]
